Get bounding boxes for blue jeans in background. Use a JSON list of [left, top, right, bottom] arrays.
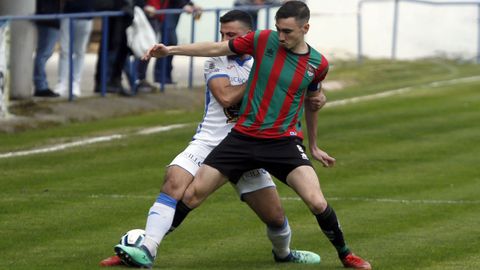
[[33, 25, 60, 91], [154, 13, 180, 84]]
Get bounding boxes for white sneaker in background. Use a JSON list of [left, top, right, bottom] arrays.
[[55, 82, 81, 98], [54, 82, 68, 97], [73, 82, 81, 97]]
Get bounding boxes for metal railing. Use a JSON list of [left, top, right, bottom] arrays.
[[0, 4, 280, 101], [357, 0, 480, 63]]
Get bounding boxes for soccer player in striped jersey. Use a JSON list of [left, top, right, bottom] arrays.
[[104, 9, 324, 267], [117, 1, 371, 269]]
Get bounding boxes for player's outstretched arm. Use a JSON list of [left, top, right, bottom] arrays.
[[142, 41, 234, 60], [305, 90, 336, 168]]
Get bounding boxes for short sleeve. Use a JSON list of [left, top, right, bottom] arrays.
[[308, 56, 329, 92], [204, 57, 229, 84], [228, 31, 256, 55]]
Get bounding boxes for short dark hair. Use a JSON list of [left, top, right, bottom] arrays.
[[275, 1, 310, 24], [220, 10, 254, 30]]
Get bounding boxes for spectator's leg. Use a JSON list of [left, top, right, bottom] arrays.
[[165, 14, 180, 83], [108, 16, 132, 95], [33, 25, 59, 92], [71, 19, 93, 96], [137, 58, 148, 81], [249, 11, 259, 30], [154, 14, 180, 84], [56, 19, 70, 96], [94, 17, 115, 92]]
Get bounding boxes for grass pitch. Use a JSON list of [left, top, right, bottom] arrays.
[[1, 59, 479, 270]]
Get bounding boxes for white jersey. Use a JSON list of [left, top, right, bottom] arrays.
[[192, 55, 253, 147]]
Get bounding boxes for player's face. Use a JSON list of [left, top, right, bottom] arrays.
[[220, 21, 250, 42], [275, 17, 309, 51]]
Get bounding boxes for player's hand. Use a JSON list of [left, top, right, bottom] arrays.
[[193, 5, 203, 20], [310, 147, 336, 167], [143, 5, 156, 17], [142, 44, 169, 61], [183, 4, 195, 13], [306, 92, 326, 111], [183, 5, 202, 19]]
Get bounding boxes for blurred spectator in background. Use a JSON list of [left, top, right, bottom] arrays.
[[94, 0, 135, 96], [125, 0, 158, 93], [33, 0, 62, 97], [143, 0, 201, 85], [233, 0, 289, 30], [54, 0, 94, 97]]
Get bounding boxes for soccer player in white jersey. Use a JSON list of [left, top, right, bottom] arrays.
[[102, 10, 326, 267]]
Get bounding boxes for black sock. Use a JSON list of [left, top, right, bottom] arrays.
[[166, 200, 192, 235], [315, 205, 351, 259]]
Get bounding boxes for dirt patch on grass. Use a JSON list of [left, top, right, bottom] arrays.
[[0, 87, 205, 133], [323, 80, 348, 91]]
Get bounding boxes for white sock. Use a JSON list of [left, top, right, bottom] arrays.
[[267, 217, 291, 258], [142, 193, 177, 257]]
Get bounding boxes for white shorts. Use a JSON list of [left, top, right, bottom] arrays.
[[169, 140, 276, 198]]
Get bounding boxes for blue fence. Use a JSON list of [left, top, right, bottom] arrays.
[[2, 2, 478, 101], [0, 5, 279, 101], [357, 0, 480, 63]]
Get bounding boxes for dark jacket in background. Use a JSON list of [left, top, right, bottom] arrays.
[[93, 0, 135, 88], [171, 0, 194, 9], [94, 0, 135, 22], [35, 0, 62, 28], [64, 0, 95, 13], [134, 0, 147, 7]]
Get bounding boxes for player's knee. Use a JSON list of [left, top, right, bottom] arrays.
[[182, 186, 201, 209], [161, 172, 192, 200], [262, 205, 285, 228], [266, 213, 286, 228], [161, 179, 185, 200], [308, 198, 328, 215]]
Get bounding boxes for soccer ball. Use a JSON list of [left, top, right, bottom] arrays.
[[119, 229, 145, 247]]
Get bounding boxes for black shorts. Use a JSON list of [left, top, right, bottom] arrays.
[[203, 130, 313, 184]]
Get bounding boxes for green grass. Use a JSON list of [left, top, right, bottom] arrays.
[[1, 59, 480, 270]]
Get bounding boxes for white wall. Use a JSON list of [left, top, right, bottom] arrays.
[[0, 0, 36, 98], [176, 0, 479, 60], [309, 0, 478, 60]]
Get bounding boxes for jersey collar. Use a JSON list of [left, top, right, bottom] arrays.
[[228, 55, 253, 66]]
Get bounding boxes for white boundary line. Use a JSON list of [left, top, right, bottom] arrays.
[[1, 75, 480, 159], [0, 123, 191, 159], [0, 134, 124, 159], [135, 123, 190, 135], [325, 75, 480, 108]]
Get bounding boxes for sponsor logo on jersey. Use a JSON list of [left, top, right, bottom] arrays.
[[265, 48, 275, 57], [224, 102, 241, 123], [206, 62, 220, 74], [231, 76, 247, 84], [307, 64, 315, 77]]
